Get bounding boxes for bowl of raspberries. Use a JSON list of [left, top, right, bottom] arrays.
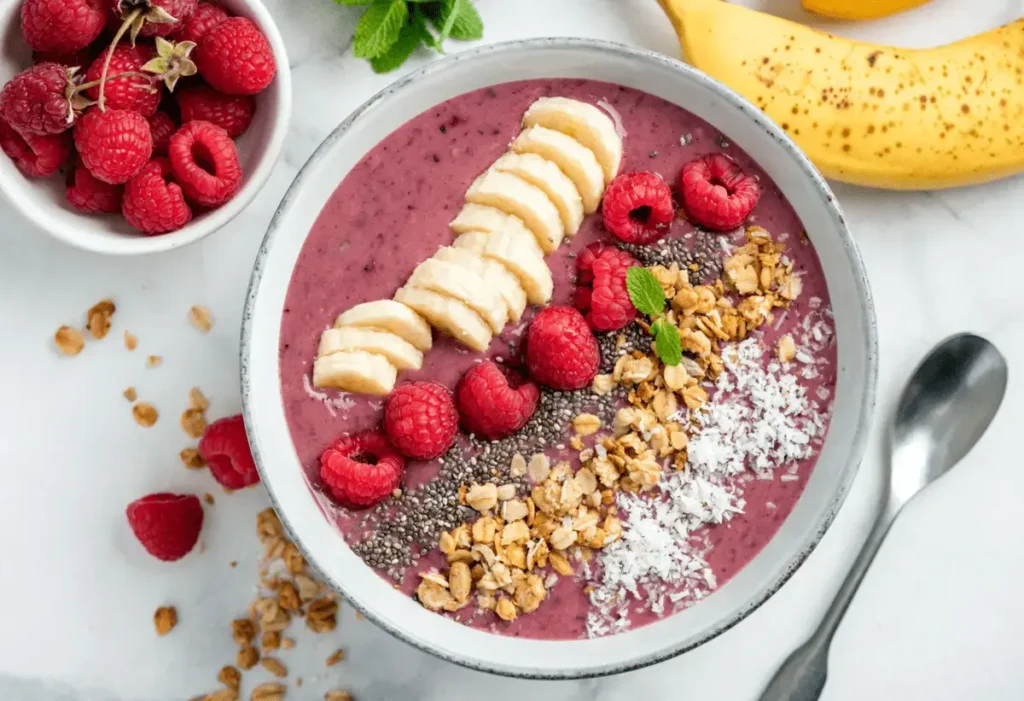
[[0, 0, 290, 254]]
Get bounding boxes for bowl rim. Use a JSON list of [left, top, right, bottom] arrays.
[[241, 37, 878, 679], [0, 0, 292, 256]]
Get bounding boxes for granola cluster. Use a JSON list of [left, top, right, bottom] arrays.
[[413, 227, 806, 623]]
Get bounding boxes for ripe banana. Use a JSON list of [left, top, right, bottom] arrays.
[[318, 327, 423, 371], [512, 126, 606, 212], [466, 170, 564, 252], [658, 0, 1024, 189], [334, 299, 433, 352], [313, 350, 397, 395], [523, 96, 623, 183], [492, 152, 584, 236], [450, 204, 543, 257], [432, 246, 527, 323], [454, 230, 554, 306], [408, 257, 508, 333], [802, 0, 931, 21], [394, 286, 493, 352]]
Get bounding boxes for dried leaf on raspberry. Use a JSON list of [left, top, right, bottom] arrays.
[[141, 37, 198, 92], [625, 267, 665, 317]]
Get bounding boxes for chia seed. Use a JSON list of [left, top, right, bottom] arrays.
[[621, 230, 722, 284]]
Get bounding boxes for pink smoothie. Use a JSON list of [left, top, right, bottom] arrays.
[[278, 79, 837, 640]]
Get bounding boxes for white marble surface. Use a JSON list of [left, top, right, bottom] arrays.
[[2, 0, 1024, 699]]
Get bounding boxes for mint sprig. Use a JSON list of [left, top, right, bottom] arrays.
[[626, 267, 682, 367], [341, 0, 485, 73]]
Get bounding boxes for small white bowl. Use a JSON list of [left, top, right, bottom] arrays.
[[242, 39, 878, 678], [0, 0, 291, 255]]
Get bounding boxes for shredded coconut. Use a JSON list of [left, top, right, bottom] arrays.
[[585, 338, 826, 637]]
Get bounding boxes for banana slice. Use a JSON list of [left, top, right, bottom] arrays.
[[408, 258, 507, 333], [450, 204, 543, 257], [522, 97, 623, 184], [492, 152, 584, 236], [511, 126, 605, 214], [478, 229, 554, 306], [433, 246, 527, 323], [312, 350, 397, 395], [317, 327, 423, 371], [394, 286, 492, 352], [465, 170, 563, 254], [334, 299, 432, 352]]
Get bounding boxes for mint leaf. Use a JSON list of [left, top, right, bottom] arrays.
[[626, 267, 665, 317], [335, 0, 373, 5], [448, 1, 483, 40], [652, 319, 682, 366], [435, 0, 462, 45], [370, 8, 427, 73], [352, 0, 408, 59]]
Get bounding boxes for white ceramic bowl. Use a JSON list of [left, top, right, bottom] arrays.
[[242, 39, 878, 679], [0, 0, 291, 255]]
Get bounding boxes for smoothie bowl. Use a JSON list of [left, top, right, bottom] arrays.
[[242, 39, 877, 678]]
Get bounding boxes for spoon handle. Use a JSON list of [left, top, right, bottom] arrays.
[[757, 498, 899, 701]]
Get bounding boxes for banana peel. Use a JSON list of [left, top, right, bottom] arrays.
[[657, 0, 1024, 190], [802, 0, 932, 21]]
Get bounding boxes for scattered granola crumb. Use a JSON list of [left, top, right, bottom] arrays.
[[190, 387, 210, 411], [325, 649, 345, 667], [86, 299, 115, 339], [181, 448, 207, 469], [325, 692, 353, 701], [181, 408, 206, 438], [153, 606, 177, 636], [236, 645, 259, 670], [204, 493, 215, 506], [147, 355, 163, 367], [189, 305, 213, 333], [261, 657, 288, 678], [124, 386, 137, 402], [280, 636, 295, 649], [124, 331, 138, 351], [355, 611, 364, 621], [230, 561, 237, 568], [201, 690, 237, 701], [261, 630, 281, 652], [54, 325, 85, 355], [217, 666, 241, 689], [133, 402, 158, 427], [231, 619, 255, 646], [250, 683, 285, 700]]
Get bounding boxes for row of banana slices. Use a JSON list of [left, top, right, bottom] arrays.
[[312, 97, 625, 395]]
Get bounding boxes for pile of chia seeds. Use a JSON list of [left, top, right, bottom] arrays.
[[621, 229, 722, 284], [351, 385, 625, 580]]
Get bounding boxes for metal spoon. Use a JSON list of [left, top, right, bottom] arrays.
[[758, 333, 1008, 701]]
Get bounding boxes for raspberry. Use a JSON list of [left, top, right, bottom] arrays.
[[67, 157, 123, 212], [74, 108, 152, 184], [0, 119, 70, 177], [679, 154, 761, 231], [176, 84, 254, 138], [586, 248, 638, 332], [197, 414, 261, 490], [147, 109, 177, 155], [172, 1, 228, 43], [122, 157, 192, 233], [601, 171, 675, 245], [167, 120, 240, 206], [33, 48, 93, 68], [125, 492, 203, 561], [525, 306, 600, 391], [0, 63, 77, 136], [572, 285, 592, 314], [456, 361, 540, 440], [21, 0, 106, 54], [383, 381, 458, 460], [319, 431, 405, 508], [194, 17, 276, 96], [110, 0, 198, 38], [576, 241, 610, 285], [84, 43, 160, 117]]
